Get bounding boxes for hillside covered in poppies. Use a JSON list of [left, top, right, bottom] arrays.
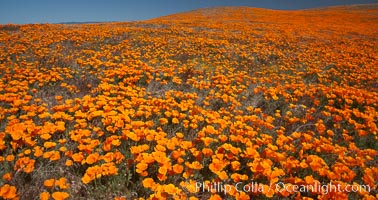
[[0, 4, 377, 200]]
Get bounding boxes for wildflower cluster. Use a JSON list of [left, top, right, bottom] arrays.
[[0, 5, 377, 200]]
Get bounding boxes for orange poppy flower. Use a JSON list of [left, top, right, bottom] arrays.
[[2, 173, 12, 181], [65, 159, 73, 167], [14, 157, 35, 173], [51, 191, 69, 200], [159, 118, 168, 125], [6, 155, 15, 162], [142, 177, 155, 188], [164, 184, 179, 195], [172, 117, 179, 124], [40, 192, 50, 200], [172, 164, 184, 174], [81, 174, 92, 185], [209, 194, 222, 200], [136, 162, 148, 173], [85, 153, 99, 165], [56, 177, 70, 189], [0, 184, 18, 199], [43, 141, 57, 149], [158, 166, 168, 175], [71, 152, 84, 163], [44, 179, 55, 188]]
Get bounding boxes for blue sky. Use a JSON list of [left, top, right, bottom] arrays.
[[0, 0, 377, 24]]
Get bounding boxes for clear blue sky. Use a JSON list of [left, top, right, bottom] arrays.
[[0, 0, 377, 24]]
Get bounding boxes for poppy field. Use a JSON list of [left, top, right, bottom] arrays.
[[0, 5, 377, 200]]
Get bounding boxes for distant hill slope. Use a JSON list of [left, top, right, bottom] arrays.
[[148, 4, 378, 21], [145, 4, 377, 38], [55, 21, 104, 25], [305, 3, 378, 10]]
